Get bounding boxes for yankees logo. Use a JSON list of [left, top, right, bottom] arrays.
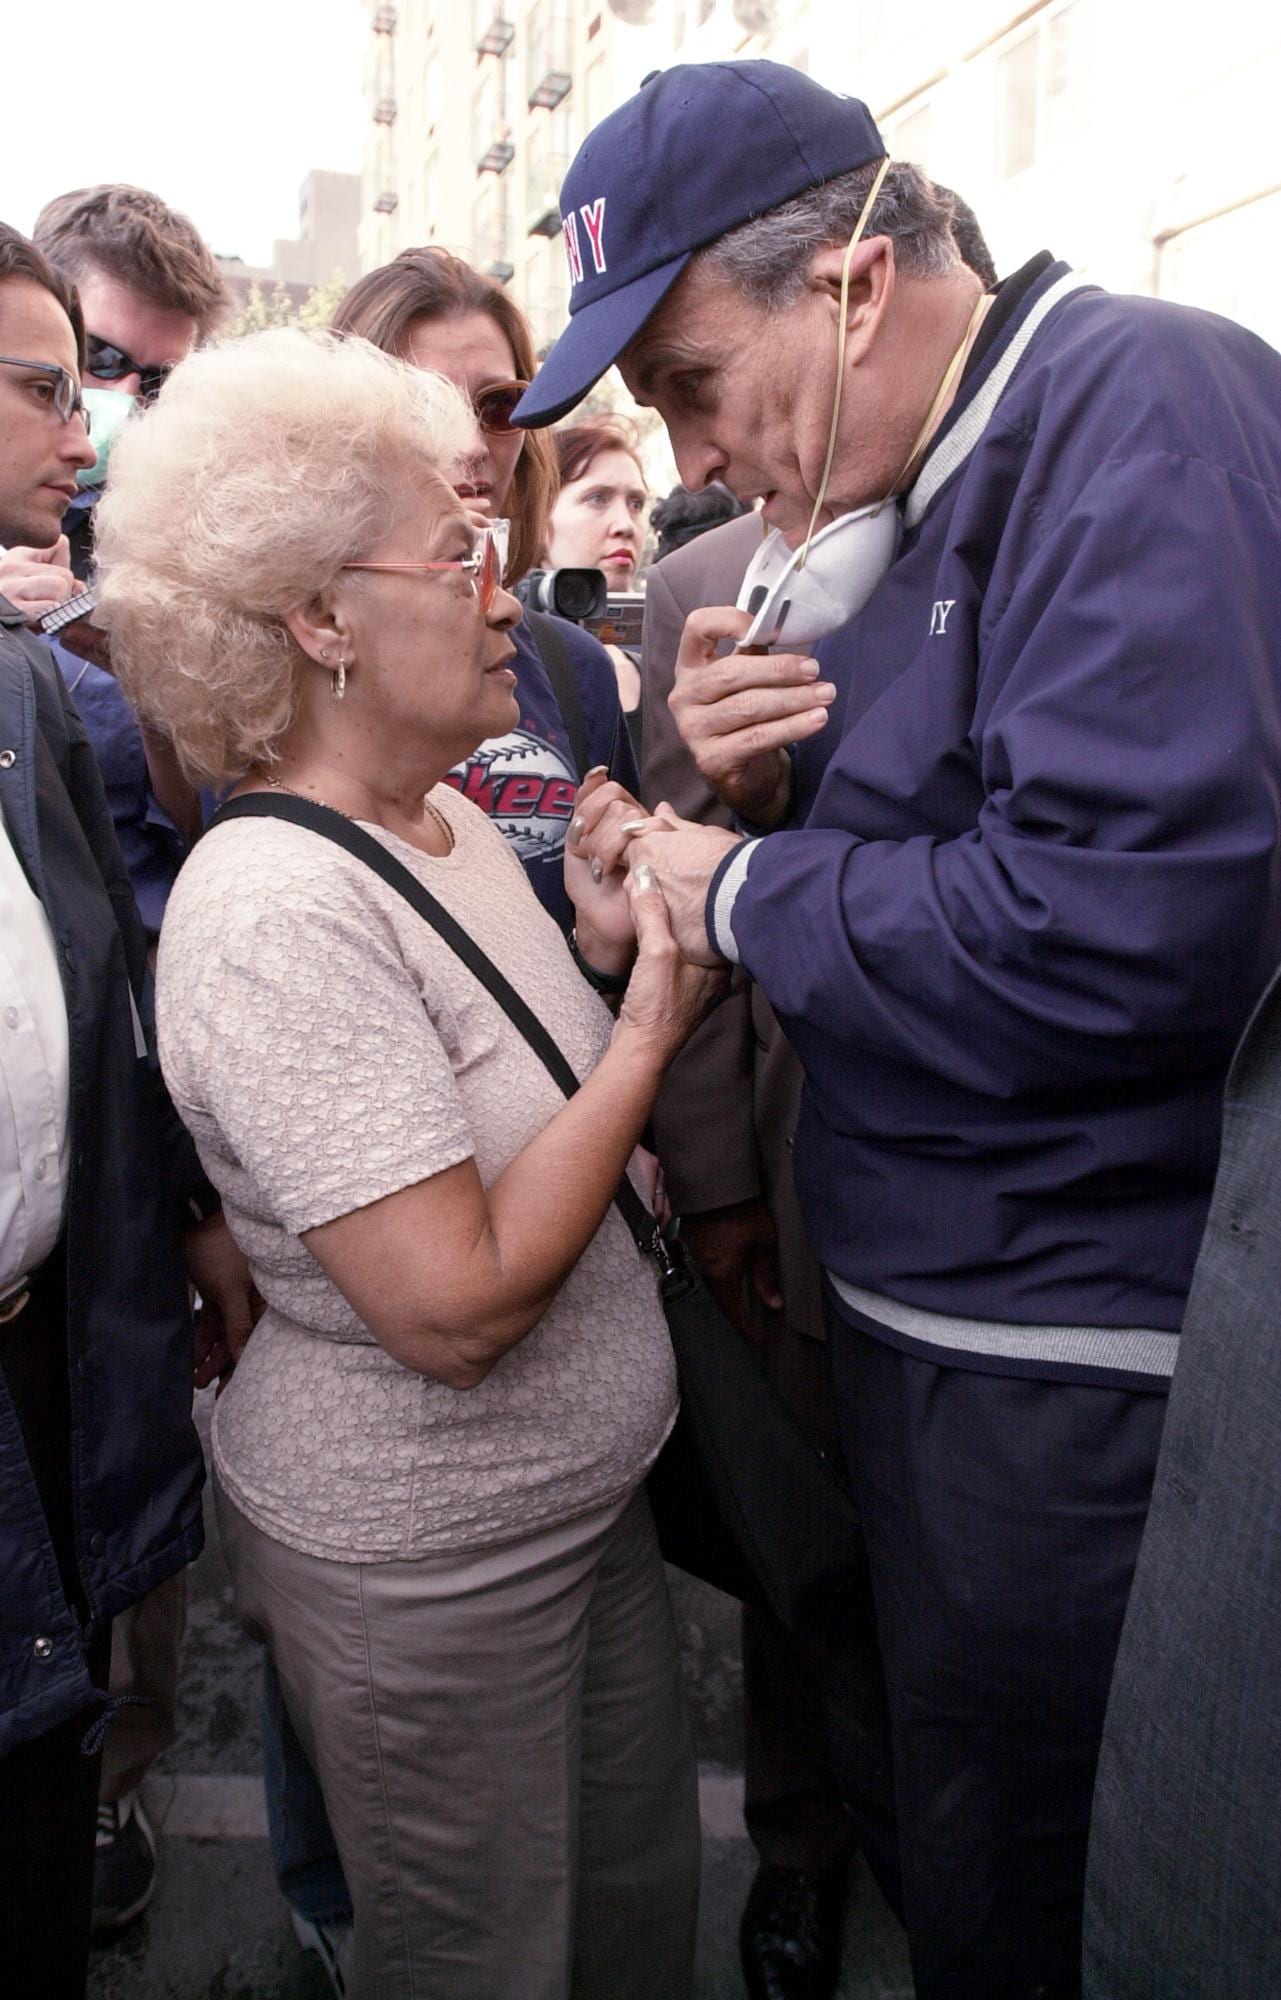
[[446, 728, 579, 864], [563, 197, 608, 289]]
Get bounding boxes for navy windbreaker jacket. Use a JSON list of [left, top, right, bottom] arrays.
[[708, 256, 1281, 1335]]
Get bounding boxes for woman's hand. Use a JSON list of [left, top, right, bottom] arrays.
[[613, 863, 727, 1066], [565, 767, 674, 963]]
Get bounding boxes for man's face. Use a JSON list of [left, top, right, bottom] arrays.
[[77, 269, 197, 401], [620, 254, 897, 542], [0, 278, 95, 547]]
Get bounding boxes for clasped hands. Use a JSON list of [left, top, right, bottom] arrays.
[[567, 773, 739, 968], [567, 602, 836, 966]]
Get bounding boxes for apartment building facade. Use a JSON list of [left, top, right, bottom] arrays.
[[357, 1, 680, 350], [358, 0, 1280, 359]]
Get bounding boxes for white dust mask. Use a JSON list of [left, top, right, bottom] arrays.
[[77, 387, 135, 490], [736, 503, 900, 649]]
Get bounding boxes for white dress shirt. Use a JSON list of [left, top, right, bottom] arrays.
[[0, 806, 69, 1294]]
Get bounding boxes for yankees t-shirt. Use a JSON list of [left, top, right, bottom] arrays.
[[445, 616, 637, 937]]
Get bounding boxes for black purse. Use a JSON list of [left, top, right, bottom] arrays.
[[211, 792, 867, 1633]]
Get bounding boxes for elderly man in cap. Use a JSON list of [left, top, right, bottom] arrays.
[[516, 60, 1281, 2000]]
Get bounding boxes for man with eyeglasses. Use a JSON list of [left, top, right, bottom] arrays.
[[522, 61, 1281, 2000], [0, 185, 231, 1940], [0, 220, 254, 1995]]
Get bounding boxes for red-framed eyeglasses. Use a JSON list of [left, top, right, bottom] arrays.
[[341, 521, 505, 612]]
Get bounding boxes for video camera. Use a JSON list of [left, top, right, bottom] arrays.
[[516, 568, 645, 651]]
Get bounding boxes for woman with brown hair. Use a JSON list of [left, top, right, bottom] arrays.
[[547, 417, 649, 593], [546, 418, 649, 745], [330, 249, 638, 934]]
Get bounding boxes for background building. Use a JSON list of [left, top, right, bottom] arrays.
[[357, 0, 1280, 376], [357, 2, 689, 350], [219, 168, 361, 315]]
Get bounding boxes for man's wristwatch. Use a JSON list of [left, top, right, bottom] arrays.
[[569, 929, 630, 995]]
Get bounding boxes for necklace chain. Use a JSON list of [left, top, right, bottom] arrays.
[[259, 773, 454, 852]]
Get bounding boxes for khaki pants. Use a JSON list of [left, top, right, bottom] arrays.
[[217, 1483, 700, 2000]]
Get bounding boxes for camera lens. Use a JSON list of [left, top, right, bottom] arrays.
[[552, 569, 608, 622]]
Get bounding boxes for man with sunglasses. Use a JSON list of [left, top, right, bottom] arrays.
[[0, 185, 227, 622], [521, 60, 1281, 2000], [0, 186, 231, 1940]]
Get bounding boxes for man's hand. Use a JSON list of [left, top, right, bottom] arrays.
[[622, 820, 743, 966], [683, 1198, 783, 1342], [669, 605, 836, 825], [184, 1212, 262, 1389], [0, 537, 76, 623], [630, 1145, 671, 1228]]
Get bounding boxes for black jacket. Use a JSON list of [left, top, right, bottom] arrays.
[[0, 599, 204, 1756]]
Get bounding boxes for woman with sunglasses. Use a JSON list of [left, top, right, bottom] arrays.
[[96, 327, 718, 2000], [330, 248, 639, 936]]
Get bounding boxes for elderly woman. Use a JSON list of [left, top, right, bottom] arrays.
[[332, 247, 637, 935], [94, 326, 717, 2000]]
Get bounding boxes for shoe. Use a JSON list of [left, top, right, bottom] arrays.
[[91, 1790, 157, 1935], [290, 1908, 354, 1998], [739, 1863, 845, 2000]]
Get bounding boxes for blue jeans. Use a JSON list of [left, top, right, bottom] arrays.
[[261, 1649, 353, 1926]]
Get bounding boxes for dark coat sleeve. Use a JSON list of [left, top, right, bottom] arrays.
[[642, 542, 762, 1216], [47, 650, 214, 1214]]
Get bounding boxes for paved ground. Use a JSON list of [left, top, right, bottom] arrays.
[[87, 1397, 912, 1998]]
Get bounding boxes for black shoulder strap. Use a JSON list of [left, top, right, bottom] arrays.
[[525, 610, 590, 781], [210, 791, 657, 1255]]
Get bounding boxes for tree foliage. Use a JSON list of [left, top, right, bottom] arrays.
[[225, 270, 350, 338]]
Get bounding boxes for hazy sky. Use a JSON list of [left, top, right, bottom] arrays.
[[1, 1, 365, 266]]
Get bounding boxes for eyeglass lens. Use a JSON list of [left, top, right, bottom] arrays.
[[88, 336, 170, 403], [477, 532, 500, 611], [52, 370, 87, 428], [474, 383, 528, 435]]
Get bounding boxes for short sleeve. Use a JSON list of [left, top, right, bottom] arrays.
[[163, 846, 474, 1235]]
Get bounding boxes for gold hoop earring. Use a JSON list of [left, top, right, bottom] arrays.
[[330, 656, 346, 702]]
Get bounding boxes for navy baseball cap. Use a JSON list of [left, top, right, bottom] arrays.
[[512, 61, 886, 429]]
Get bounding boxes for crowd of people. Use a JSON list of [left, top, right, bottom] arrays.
[[2, 53, 1280, 2000]]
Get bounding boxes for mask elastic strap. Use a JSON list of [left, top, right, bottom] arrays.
[[872, 286, 990, 516], [798, 155, 892, 571]]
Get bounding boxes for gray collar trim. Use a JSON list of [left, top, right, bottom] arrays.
[[904, 271, 1095, 530]]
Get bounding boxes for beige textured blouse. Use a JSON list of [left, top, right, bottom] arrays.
[[156, 785, 676, 1563]]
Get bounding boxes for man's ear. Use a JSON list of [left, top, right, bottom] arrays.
[[807, 236, 896, 365]]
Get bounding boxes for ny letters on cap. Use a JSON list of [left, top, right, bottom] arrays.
[[513, 60, 885, 429]]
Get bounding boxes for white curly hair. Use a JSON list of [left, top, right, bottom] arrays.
[[95, 325, 477, 785]]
